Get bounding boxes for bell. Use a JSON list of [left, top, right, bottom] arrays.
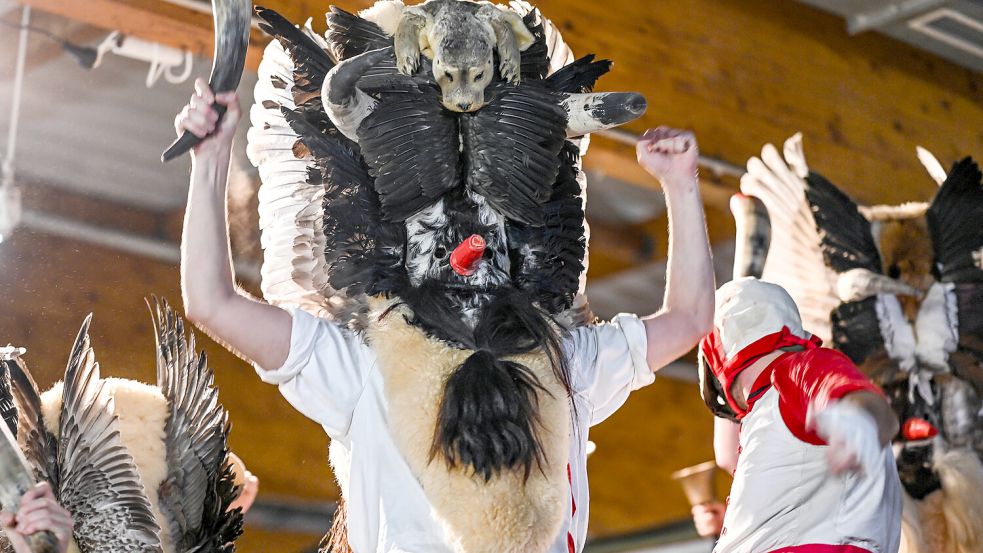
[[671, 461, 718, 506]]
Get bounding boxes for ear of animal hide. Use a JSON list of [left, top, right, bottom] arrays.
[[367, 297, 569, 553]]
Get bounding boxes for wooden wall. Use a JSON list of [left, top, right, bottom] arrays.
[[3, 0, 983, 549]]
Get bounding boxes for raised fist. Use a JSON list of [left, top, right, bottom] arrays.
[[636, 127, 699, 189]]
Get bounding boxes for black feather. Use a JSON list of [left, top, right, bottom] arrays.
[[357, 81, 461, 222], [804, 172, 882, 273], [829, 298, 903, 386], [519, 10, 549, 80], [0, 360, 16, 439], [546, 54, 612, 93], [463, 82, 567, 225], [927, 157, 983, 283], [326, 6, 393, 63], [255, 7, 334, 96], [508, 141, 585, 312]]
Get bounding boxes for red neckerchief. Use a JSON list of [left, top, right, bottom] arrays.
[[700, 326, 822, 418]]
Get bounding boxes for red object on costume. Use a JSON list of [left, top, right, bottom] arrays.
[[699, 326, 823, 418], [450, 234, 486, 276], [901, 417, 938, 441]]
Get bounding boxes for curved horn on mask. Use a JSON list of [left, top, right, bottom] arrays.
[[321, 48, 389, 142], [835, 268, 922, 303], [162, 0, 251, 162], [730, 193, 771, 280], [561, 92, 647, 138]]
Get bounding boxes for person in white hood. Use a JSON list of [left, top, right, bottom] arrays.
[[697, 278, 902, 553]]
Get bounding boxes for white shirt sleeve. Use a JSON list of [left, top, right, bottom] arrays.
[[567, 313, 655, 426], [254, 308, 373, 439]]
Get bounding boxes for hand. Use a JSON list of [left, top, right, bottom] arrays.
[[811, 401, 883, 477], [0, 482, 74, 553], [636, 127, 699, 190], [229, 470, 260, 514], [174, 78, 241, 159], [691, 501, 726, 537]]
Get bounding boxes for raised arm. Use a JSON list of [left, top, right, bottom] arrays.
[[178, 78, 292, 370], [635, 127, 715, 371]]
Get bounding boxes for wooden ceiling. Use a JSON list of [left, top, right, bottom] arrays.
[[2, 0, 982, 551]]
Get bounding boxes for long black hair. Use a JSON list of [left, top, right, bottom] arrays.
[[395, 285, 573, 481]]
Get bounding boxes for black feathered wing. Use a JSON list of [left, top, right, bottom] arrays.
[[926, 158, 983, 391], [151, 300, 242, 553], [464, 83, 567, 226], [4, 353, 57, 488], [740, 134, 914, 385], [57, 316, 162, 553]]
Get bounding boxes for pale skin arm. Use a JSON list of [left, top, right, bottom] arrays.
[[713, 416, 740, 475], [635, 128, 716, 372], [0, 482, 74, 553], [178, 78, 292, 370]]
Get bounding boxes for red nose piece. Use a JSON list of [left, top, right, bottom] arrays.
[[450, 234, 486, 276], [901, 417, 938, 441]]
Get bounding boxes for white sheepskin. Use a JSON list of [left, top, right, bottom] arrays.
[[899, 448, 983, 553], [935, 448, 983, 553], [358, 0, 405, 36], [40, 378, 171, 550], [366, 298, 569, 553]]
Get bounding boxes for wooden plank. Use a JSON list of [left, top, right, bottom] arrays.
[[16, 0, 270, 70]]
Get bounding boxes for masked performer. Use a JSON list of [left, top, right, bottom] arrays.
[[0, 301, 242, 553], [735, 135, 983, 553], [697, 277, 902, 553], [175, 1, 714, 551]]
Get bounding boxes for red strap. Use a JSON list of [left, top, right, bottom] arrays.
[[767, 545, 872, 553], [567, 464, 577, 552]]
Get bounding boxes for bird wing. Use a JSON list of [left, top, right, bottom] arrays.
[[356, 77, 460, 222], [464, 82, 567, 226], [5, 352, 57, 487], [325, 6, 394, 63], [926, 158, 983, 384], [739, 134, 841, 342], [0, 354, 18, 439], [927, 158, 983, 285], [248, 10, 363, 321], [57, 316, 162, 553], [151, 299, 242, 553]]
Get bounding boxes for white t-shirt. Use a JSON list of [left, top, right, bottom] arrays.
[[255, 309, 654, 553], [715, 389, 902, 553]]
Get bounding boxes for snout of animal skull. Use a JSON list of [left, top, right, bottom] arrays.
[[441, 92, 483, 112]]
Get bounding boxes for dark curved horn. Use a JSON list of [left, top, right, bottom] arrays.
[[730, 193, 771, 280], [161, 0, 251, 162], [562, 92, 647, 137], [321, 47, 389, 141]]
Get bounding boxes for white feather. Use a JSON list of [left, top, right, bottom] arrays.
[[359, 0, 406, 36], [739, 133, 839, 342], [247, 39, 337, 318], [875, 294, 917, 372], [916, 146, 948, 187], [915, 282, 959, 370]]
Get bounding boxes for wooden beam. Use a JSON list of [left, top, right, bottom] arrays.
[[16, 0, 269, 70]]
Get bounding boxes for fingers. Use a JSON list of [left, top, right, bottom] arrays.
[[194, 77, 215, 105], [14, 498, 73, 537], [0, 511, 14, 529], [640, 127, 695, 154]]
